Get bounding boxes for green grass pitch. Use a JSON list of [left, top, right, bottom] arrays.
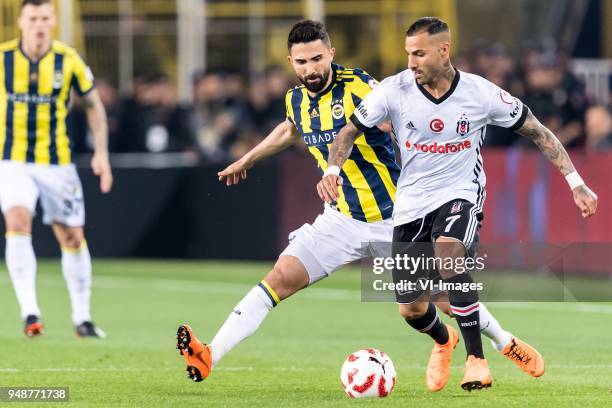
[[1, 260, 611, 407]]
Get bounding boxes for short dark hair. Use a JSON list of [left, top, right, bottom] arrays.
[[21, 0, 51, 8], [406, 17, 449, 36], [287, 20, 331, 50]]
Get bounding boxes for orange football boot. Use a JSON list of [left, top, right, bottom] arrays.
[[501, 335, 545, 377], [426, 324, 460, 391], [24, 315, 44, 338], [461, 355, 493, 391], [176, 325, 212, 382]]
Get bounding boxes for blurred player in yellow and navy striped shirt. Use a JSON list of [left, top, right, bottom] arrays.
[[1, 0, 111, 338], [0, 38, 94, 164]]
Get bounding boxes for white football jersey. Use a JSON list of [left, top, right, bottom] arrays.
[[352, 69, 527, 226]]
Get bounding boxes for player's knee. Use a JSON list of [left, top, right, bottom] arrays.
[[264, 258, 309, 300], [4, 207, 32, 233], [398, 302, 428, 321], [58, 228, 84, 249]]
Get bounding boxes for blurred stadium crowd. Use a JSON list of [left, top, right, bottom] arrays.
[[70, 66, 291, 162], [69, 40, 612, 163]]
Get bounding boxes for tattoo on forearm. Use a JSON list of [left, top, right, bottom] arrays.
[[328, 122, 360, 167], [517, 110, 575, 175]]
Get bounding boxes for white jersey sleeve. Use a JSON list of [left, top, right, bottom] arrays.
[[486, 85, 528, 130], [350, 81, 390, 130]]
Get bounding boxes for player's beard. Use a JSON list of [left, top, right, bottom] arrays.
[[414, 67, 434, 85], [415, 63, 444, 86], [299, 69, 330, 93]]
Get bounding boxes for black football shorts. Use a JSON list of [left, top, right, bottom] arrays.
[[391, 199, 482, 304]]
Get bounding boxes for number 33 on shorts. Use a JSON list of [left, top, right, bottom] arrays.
[[61, 182, 84, 217]]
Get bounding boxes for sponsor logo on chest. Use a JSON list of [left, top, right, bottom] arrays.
[[303, 130, 339, 146], [404, 139, 471, 155]]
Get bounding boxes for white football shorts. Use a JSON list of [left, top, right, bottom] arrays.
[[281, 205, 393, 284], [0, 161, 85, 227]]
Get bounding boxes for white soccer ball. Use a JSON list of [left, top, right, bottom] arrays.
[[340, 348, 397, 398]]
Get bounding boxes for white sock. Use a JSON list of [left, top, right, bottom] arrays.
[[478, 302, 512, 351], [61, 241, 92, 325], [210, 282, 277, 366], [6, 234, 40, 319]]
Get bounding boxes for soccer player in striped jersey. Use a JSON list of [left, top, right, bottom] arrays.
[[176, 20, 541, 388], [0, 0, 112, 338]]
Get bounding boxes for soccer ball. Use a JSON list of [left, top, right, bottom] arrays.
[[340, 348, 396, 398]]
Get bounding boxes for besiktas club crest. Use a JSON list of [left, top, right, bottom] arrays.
[[456, 113, 470, 136]]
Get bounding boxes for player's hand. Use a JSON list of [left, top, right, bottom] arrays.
[[572, 184, 598, 218], [317, 174, 343, 204], [218, 158, 251, 186], [91, 152, 113, 194]]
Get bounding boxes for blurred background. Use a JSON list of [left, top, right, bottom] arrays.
[[0, 0, 610, 269]]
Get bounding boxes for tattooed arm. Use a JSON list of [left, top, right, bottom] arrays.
[[326, 120, 391, 168], [516, 109, 598, 217], [318, 75, 391, 203], [516, 109, 575, 175], [328, 121, 361, 168], [316, 121, 361, 204]]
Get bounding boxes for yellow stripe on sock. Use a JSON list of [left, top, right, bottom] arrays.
[[260, 280, 281, 305], [61, 239, 88, 254], [5, 231, 31, 238]]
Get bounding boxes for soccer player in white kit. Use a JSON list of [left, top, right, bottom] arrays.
[[0, 0, 112, 337], [319, 17, 597, 391]]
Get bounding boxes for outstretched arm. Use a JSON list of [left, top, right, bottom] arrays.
[[317, 121, 361, 204], [516, 109, 598, 217], [218, 119, 296, 186]]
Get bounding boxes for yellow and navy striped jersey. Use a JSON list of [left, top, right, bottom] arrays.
[[285, 64, 400, 223], [0, 39, 95, 165]]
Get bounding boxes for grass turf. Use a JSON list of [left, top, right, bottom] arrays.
[[0, 260, 611, 407]]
